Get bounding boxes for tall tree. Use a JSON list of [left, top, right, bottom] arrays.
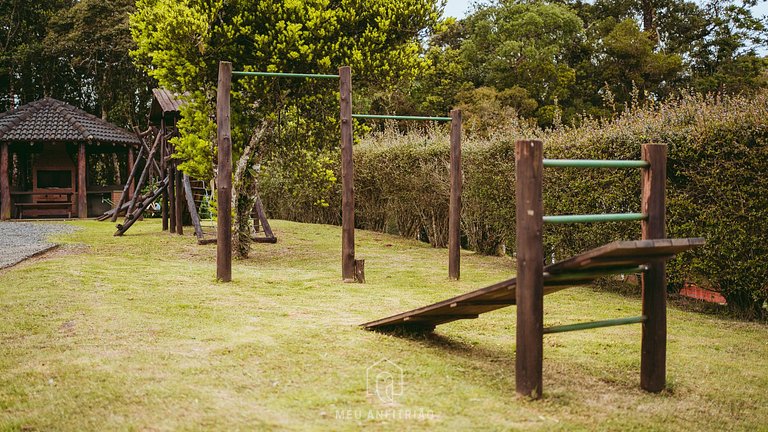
[[46, 0, 152, 125]]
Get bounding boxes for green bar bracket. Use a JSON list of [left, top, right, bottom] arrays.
[[543, 159, 649, 168], [543, 213, 646, 224], [543, 316, 646, 334], [232, 71, 340, 79], [352, 114, 452, 122]]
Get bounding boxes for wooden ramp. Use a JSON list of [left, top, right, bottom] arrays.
[[362, 238, 705, 332]]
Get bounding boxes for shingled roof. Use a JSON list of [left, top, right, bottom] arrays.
[[0, 97, 140, 146], [149, 88, 183, 124]]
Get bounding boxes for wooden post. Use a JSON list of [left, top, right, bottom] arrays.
[[339, 65, 357, 282], [77, 143, 87, 218], [449, 109, 462, 280], [515, 139, 544, 399], [127, 146, 135, 198], [174, 167, 183, 235], [161, 120, 169, 231], [216, 61, 233, 282], [0, 143, 9, 220], [168, 165, 176, 233], [641, 143, 667, 392]]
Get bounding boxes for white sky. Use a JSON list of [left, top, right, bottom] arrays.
[[442, 0, 768, 20]]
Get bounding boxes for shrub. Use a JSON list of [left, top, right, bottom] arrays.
[[261, 92, 768, 317]]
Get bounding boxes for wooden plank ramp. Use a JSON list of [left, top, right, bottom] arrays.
[[362, 238, 704, 333]]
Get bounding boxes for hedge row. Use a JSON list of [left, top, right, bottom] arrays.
[[261, 93, 768, 316]]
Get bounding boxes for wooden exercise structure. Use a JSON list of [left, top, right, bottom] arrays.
[[217, 62, 462, 282], [363, 140, 704, 399]]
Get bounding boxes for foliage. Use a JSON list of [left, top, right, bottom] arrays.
[[130, 0, 442, 185], [406, 0, 768, 128], [261, 91, 768, 316], [0, 0, 150, 126]]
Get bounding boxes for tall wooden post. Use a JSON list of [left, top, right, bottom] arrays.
[[641, 143, 667, 392], [0, 143, 9, 220], [175, 167, 184, 235], [77, 143, 87, 218], [339, 65, 356, 282], [448, 109, 462, 280], [216, 61, 233, 282], [515, 139, 544, 399], [127, 146, 135, 198], [161, 120, 169, 231], [168, 165, 176, 233]]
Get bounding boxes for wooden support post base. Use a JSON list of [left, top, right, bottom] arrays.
[[343, 259, 366, 283]]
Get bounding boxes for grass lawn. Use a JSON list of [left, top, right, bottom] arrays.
[[1, 219, 767, 431]]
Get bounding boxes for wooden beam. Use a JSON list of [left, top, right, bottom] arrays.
[[114, 177, 168, 236], [126, 132, 161, 217], [183, 174, 205, 240], [0, 143, 9, 220], [254, 196, 275, 240], [515, 139, 544, 399], [111, 144, 145, 222], [216, 61, 233, 282], [127, 146, 135, 198], [339, 65, 357, 282], [161, 121, 169, 231], [77, 143, 87, 218], [168, 165, 176, 233], [174, 167, 183, 235], [640, 143, 667, 393], [449, 109, 462, 280]]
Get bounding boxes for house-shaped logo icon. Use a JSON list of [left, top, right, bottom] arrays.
[[366, 358, 404, 404]]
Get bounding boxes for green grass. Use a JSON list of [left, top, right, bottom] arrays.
[[1, 220, 767, 431]]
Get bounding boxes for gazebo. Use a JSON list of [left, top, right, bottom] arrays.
[[0, 97, 141, 219]]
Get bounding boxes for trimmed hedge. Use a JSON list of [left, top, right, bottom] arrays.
[[261, 93, 768, 316]]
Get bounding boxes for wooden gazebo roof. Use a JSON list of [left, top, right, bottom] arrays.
[[0, 97, 140, 146]]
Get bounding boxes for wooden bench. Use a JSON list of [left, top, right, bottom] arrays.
[[14, 202, 73, 219]]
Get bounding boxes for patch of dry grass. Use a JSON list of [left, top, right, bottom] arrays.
[[0, 220, 766, 431]]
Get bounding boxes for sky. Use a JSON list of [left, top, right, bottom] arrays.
[[441, 0, 768, 20]]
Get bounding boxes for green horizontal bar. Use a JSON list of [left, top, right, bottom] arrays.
[[232, 71, 339, 79], [543, 159, 649, 168], [352, 114, 452, 122], [544, 265, 647, 282], [543, 213, 646, 224], [544, 316, 646, 335]]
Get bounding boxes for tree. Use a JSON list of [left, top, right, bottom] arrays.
[[45, 0, 152, 125], [0, 0, 150, 126], [131, 0, 442, 256]]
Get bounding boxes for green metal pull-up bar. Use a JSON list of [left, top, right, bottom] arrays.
[[232, 71, 340, 79], [543, 159, 649, 168], [543, 213, 647, 224], [543, 315, 646, 334], [352, 114, 452, 122]]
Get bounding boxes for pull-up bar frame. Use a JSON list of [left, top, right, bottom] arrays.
[[515, 140, 668, 399], [232, 71, 340, 79], [218, 63, 462, 283]]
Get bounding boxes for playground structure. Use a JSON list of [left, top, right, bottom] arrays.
[[363, 140, 704, 399], [215, 62, 463, 283], [98, 89, 276, 245]]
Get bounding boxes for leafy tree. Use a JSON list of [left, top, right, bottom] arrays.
[[0, 0, 150, 126], [131, 0, 441, 255], [45, 0, 152, 125]]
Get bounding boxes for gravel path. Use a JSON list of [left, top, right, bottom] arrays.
[[0, 222, 78, 269]]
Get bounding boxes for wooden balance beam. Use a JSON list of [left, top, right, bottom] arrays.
[[362, 238, 704, 333]]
